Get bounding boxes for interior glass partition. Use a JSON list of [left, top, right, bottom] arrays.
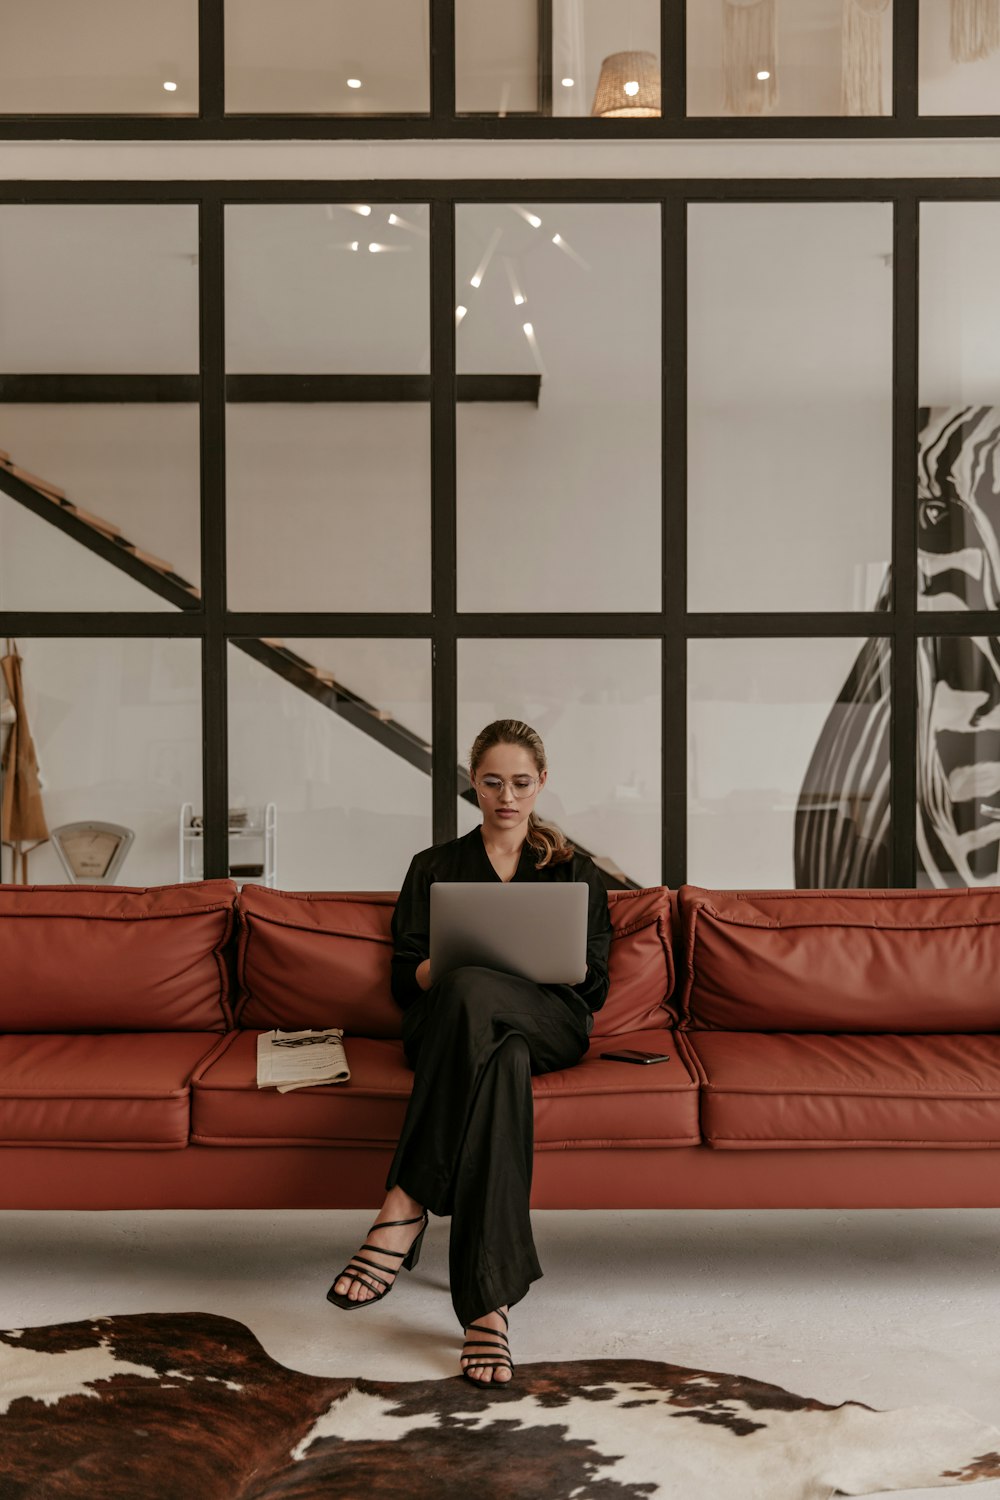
[[224, 203, 431, 612], [455, 201, 661, 613], [456, 0, 661, 118], [687, 201, 893, 613], [0, 204, 201, 613], [687, 0, 893, 118], [225, 0, 430, 114], [0, 0, 198, 115]]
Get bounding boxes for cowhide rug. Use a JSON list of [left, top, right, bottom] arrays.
[[0, 1313, 998, 1499]]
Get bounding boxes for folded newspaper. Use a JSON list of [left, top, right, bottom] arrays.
[[256, 1028, 350, 1092]]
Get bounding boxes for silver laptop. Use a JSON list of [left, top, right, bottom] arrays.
[[429, 882, 589, 986]]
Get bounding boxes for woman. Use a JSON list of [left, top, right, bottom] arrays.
[[327, 719, 612, 1386]]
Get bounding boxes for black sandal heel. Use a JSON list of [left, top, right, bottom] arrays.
[[461, 1309, 514, 1385], [326, 1211, 428, 1310]]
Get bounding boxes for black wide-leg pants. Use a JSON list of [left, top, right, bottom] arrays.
[[384, 965, 590, 1329]]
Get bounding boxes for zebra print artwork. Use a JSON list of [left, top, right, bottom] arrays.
[[795, 405, 1000, 889]]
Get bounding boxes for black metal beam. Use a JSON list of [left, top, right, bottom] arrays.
[[0, 375, 199, 403], [661, 197, 687, 889], [890, 193, 919, 887], [0, 373, 541, 405], [198, 194, 229, 879], [537, 0, 553, 118], [430, 197, 458, 848]]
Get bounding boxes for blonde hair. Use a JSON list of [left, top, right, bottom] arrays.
[[469, 719, 574, 868]]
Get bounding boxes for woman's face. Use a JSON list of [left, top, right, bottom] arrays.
[[472, 744, 547, 838]]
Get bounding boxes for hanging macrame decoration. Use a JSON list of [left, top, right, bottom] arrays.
[[950, 0, 1000, 61], [723, 0, 778, 116], [841, 0, 890, 116]]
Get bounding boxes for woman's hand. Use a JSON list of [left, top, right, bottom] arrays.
[[416, 959, 432, 992]]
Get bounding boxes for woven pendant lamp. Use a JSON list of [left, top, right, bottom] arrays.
[[842, 0, 890, 116], [723, 0, 778, 115], [591, 50, 661, 117], [950, 0, 1000, 61]]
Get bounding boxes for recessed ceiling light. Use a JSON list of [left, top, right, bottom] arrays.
[[624, 80, 639, 96], [347, 78, 362, 89], [757, 70, 770, 80], [163, 81, 178, 92], [561, 77, 574, 88], [455, 305, 468, 324], [514, 293, 525, 306]]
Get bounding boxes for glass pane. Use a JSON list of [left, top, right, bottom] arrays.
[[919, 0, 1000, 114], [0, 206, 200, 373], [917, 636, 1000, 887], [227, 639, 432, 889], [226, 404, 430, 611], [456, 203, 661, 613], [688, 637, 890, 889], [0, 405, 200, 612], [919, 206, 1000, 615], [456, 0, 538, 114], [458, 638, 661, 887], [688, 0, 892, 117], [0, 205, 201, 613], [0, 0, 198, 114], [688, 203, 893, 613], [457, 0, 661, 118], [226, 204, 429, 374], [0, 638, 201, 886], [225, 0, 430, 114]]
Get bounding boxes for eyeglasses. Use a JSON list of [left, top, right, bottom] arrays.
[[476, 775, 539, 799]]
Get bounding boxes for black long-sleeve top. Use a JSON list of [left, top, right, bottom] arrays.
[[390, 825, 612, 1023]]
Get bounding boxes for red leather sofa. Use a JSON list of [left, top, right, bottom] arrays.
[[2, 879, 998, 1211]]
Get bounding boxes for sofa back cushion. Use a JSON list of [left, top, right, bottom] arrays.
[[595, 887, 677, 1035], [0, 881, 236, 1032], [679, 885, 1000, 1032], [236, 887, 402, 1037]]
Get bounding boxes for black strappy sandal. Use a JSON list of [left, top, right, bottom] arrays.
[[326, 1211, 428, 1310], [461, 1309, 515, 1385]]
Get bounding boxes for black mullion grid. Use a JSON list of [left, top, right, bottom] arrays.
[[890, 191, 920, 887], [661, 197, 687, 888], [199, 0, 225, 124], [2, 175, 997, 895], [430, 0, 456, 125], [537, 0, 553, 118], [660, 0, 686, 125], [893, 0, 919, 126], [430, 198, 458, 846], [198, 192, 229, 880], [9, 180, 1000, 207]]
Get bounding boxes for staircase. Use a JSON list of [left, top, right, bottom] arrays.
[[0, 450, 638, 889]]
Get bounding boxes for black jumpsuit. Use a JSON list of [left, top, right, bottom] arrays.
[[385, 825, 612, 1328]]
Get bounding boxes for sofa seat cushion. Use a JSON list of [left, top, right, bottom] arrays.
[[685, 1031, 1000, 1148], [0, 1033, 226, 1148], [192, 1029, 699, 1149]]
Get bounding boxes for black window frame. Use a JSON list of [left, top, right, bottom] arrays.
[[0, 2, 997, 138], [1, 174, 997, 888]]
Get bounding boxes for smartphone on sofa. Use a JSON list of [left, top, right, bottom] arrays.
[[599, 1049, 670, 1064]]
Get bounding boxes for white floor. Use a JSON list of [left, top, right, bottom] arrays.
[[1, 1208, 999, 1499]]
